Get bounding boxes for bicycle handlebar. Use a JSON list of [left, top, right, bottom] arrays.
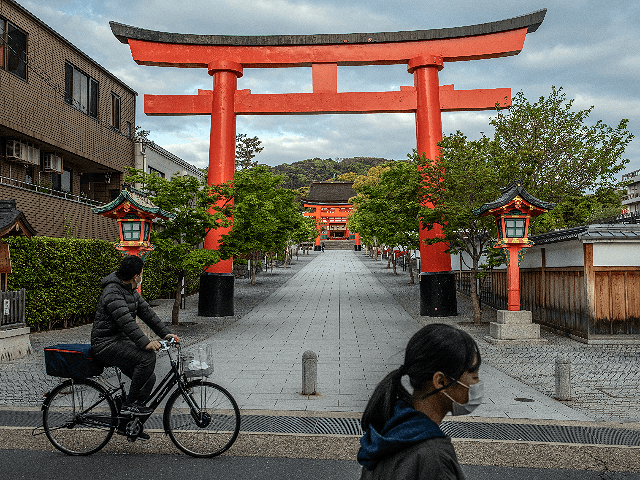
[[158, 338, 179, 351]]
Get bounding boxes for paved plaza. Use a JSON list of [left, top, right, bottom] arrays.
[[3, 249, 633, 423]]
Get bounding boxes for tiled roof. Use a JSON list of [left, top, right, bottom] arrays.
[[111, 10, 546, 47], [0, 199, 36, 236], [306, 182, 355, 204], [473, 179, 555, 216], [579, 224, 640, 240], [531, 221, 640, 245], [92, 187, 174, 219]]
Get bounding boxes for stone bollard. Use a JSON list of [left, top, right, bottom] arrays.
[[555, 354, 571, 401], [302, 350, 317, 395]]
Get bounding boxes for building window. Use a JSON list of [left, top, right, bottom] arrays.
[[61, 168, 72, 193], [111, 92, 121, 131], [0, 17, 27, 80], [25, 166, 34, 184], [126, 121, 132, 138], [148, 166, 165, 178], [65, 62, 98, 117]]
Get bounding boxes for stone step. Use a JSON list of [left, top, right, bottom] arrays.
[[321, 240, 355, 250]]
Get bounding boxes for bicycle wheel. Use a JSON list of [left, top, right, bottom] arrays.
[[164, 380, 240, 457], [43, 378, 116, 455]]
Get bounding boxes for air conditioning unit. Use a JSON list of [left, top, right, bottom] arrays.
[[5, 140, 27, 163], [26, 143, 40, 166], [43, 153, 63, 174]]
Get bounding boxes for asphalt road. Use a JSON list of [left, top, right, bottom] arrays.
[[1, 449, 639, 480]]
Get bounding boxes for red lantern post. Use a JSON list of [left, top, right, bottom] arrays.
[[93, 187, 174, 292], [475, 180, 554, 311]]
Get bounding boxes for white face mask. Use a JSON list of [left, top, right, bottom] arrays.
[[443, 380, 483, 416], [136, 274, 143, 287]]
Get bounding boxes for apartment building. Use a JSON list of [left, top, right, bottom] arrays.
[[134, 141, 205, 182], [622, 168, 640, 214], [0, 0, 136, 240]]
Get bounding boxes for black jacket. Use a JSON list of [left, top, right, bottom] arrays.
[[91, 272, 171, 354], [358, 402, 465, 480], [360, 437, 465, 480]]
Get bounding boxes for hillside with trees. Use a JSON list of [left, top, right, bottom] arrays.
[[270, 157, 392, 189]]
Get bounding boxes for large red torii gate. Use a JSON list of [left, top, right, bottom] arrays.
[[111, 9, 546, 317]]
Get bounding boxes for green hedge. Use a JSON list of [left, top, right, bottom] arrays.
[[140, 249, 200, 301], [3, 237, 189, 331], [4, 237, 122, 331]]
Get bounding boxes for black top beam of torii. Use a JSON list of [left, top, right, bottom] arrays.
[[110, 9, 546, 47]]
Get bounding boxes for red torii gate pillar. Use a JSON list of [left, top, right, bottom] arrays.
[[110, 9, 546, 318], [198, 61, 243, 316], [410, 55, 457, 315]]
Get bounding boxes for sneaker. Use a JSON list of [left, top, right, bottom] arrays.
[[120, 402, 153, 416], [137, 431, 150, 441]]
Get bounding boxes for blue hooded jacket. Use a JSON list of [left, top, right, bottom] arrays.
[[358, 401, 447, 470]]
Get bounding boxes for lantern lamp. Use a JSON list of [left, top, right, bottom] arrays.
[[93, 186, 174, 291], [474, 180, 554, 311]]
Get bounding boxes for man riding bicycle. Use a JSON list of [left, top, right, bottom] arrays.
[[91, 255, 179, 439]]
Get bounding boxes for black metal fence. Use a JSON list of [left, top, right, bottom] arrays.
[[0, 289, 26, 330]]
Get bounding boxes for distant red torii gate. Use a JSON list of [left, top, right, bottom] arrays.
[[111, 9, 546, 317]]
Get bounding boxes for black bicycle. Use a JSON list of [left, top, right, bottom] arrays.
[[41, 339, 240, 457]]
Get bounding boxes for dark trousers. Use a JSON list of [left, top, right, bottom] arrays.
[[95, 341, 156, 404]]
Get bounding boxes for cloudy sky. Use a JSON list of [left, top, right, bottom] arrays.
[[20, 0, 640, 175]]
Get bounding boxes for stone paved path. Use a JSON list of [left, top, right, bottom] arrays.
[[203, 250, 412, 411], [0, 250, 606, 422], [190, 251, 590, 420]]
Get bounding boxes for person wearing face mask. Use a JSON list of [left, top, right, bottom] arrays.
[[358, 323, 482, 479], [91, 255, 179, 436]]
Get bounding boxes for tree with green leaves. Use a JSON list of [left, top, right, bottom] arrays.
[[415, 134, 503, 322], [235, 133, 264, 170], [124, 169, 230, 325], [348, 165, 389, 261], [417, 87, 633, 323], [491, 86, 633, 227], [349, 161, 422, 283], [289, 214, 317, 260], [215, 165, 306, 284]]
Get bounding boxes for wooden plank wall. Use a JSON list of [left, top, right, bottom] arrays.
[[591, 269, 640, 334], [457, 263, 638, 338]]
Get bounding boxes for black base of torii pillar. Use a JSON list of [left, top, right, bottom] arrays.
[[419, 272, 458, 317], [198, 273, 234, 317]]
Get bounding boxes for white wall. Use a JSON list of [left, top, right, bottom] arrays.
[[451, 239, 585, 271], [134, 142, 204, 182], [450, 250, 506, 271], [593, 242, 640, 267], [544, 240, 584, 268]]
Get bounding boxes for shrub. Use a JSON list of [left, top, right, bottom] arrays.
[[4, 237, 122, 331], [3, 236, 200, 331]]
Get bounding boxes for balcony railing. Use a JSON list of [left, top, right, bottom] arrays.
[[0, 176, 105, 207], [622, 192, 640, 202], [622, 169, 640, 181]]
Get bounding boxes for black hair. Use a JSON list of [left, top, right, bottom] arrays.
[[116, 255, 144, 281], [361, 323, 481, 433]]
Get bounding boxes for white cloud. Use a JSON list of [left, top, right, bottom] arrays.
[[14, 0, 640, 176], [571, 93, 640, 119]]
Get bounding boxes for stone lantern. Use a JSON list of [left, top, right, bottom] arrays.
[[474, 180, 554, 343], [93, 187, 173, 290]]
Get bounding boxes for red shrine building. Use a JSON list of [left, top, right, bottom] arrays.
[[303, 182, 361, 251]]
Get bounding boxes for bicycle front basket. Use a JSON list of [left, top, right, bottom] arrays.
[[44, 344, 104, 379], [181, 349, 214, 379]]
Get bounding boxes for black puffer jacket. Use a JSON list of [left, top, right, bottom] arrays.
[[91, 272, 171, 354]]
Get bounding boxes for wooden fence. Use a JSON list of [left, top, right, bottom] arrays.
[[0, 289, 26, 330], [456, 262, 640, 340]]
